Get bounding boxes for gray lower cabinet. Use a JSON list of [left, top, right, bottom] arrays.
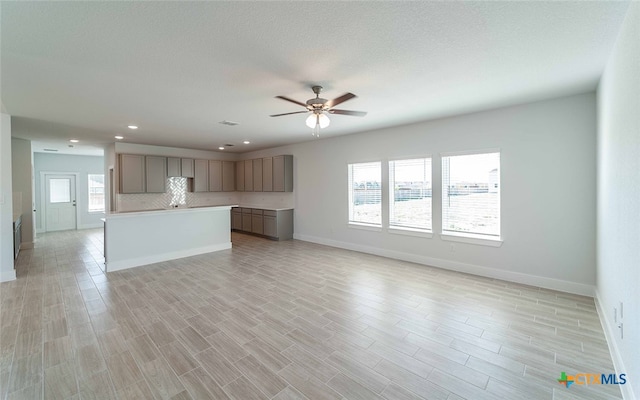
[[232, 207, 293, 240], [241, 208, 252, 231], [231, 209, 242, 230], [251, 209, 263, 234]]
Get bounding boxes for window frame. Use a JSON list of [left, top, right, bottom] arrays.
[[347, 161, 383, 228], [440, 149, 502, 246], [388, 156, 433, 234]]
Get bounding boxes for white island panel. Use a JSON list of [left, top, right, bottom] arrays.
[[105, 206, 233, 272]]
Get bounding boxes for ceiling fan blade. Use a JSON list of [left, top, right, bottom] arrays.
[[328, 109, 367, 117], [275, 96, 308, 108], [326, 93, 356, 108], [269, 111, 309, 117]]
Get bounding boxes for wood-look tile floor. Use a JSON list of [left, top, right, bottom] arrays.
[[1, 229, 622, 400]]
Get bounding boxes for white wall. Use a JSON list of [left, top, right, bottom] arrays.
[[243, 93, 597, 295], [34, 153, 105, 231], [11, 138, 35, 247], [597, 2, 639, 399], [0, 113, 16, 281]]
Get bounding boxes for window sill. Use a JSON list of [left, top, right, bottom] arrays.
[[440, 232, 503, 247], [348, 222, 382, 232], [89, 210, 106, 214], [388, 227, 433, 238]]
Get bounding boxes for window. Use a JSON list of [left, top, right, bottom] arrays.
[[88, 174, 105, 212], [389, 158, 432, 231], [348, 162, 382, 226], [50, 178, 71, 203], [442, 152, 500, 238]]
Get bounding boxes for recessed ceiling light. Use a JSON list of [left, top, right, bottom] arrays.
[[243, 141, 250, 144], [69, 139, 79, 143], [127, 125, 138, 130], [115, 136, 124, 140], [218, 146, 225, 150]]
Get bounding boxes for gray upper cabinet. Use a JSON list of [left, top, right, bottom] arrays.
[[262, 157, 273, 192], [181, 159, 195, 178], [208, 160, 222, 192], [273, 155, 293, 192], [167, 157, 181, 177], [253, 159, 263, 192], [193, 159, 209, 192], [145, 156, 167, 193], [236, 161, 245, 191], [120, 154, 146, 193], [222, 161, 235, 192], [244, 159, 253, 192]]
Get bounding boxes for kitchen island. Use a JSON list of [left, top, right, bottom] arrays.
[[104, 205, 235, 272]]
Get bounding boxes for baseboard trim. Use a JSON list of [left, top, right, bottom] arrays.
[[595, 291, 635, 400], [78, 223, 104, 230], [293, 234, 595, 297], [105, 242, 232, 272]]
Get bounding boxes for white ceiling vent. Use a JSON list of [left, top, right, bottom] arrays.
[[219, 120, 239, 126]]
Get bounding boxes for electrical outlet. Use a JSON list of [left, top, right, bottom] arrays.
[[619, 322, 624, 339]]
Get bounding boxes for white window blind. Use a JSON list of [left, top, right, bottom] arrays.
[[389, 158, 432, 230], [348, 162, 382, 225], [442, 152, 500, 237], [88, 174, 105, 212]]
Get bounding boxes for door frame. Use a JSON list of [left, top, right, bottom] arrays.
[[40, 171, 81, 233]]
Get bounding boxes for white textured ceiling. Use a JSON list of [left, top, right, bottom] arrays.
[[1, 1, 630, 153]]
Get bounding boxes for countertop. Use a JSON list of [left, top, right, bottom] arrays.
[[235, 205, 294, 211], [107, 204, 237, 218]]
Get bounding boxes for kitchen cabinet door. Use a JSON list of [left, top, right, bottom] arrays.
[[273, 155, 293, 192], [251, 214, 264, 234], [193, 159, 209, 192], [145, 156, 167, 193], [120, 154, 145, 193], [253, 159, 263, 192], [222, 161, 235, 192], [181, 159, 195, 178], [262, 157, 273, 192], [208, 160, 222, 192], [231, 210, 242, 230], [167, 157, 181, 177], [263, 216, 276, 237], [244, 159, 253, 191], [236, 161, 245, 191], [242, 210, 252, 231]]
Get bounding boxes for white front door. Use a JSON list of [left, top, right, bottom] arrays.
[[45, 174, 77, 231]]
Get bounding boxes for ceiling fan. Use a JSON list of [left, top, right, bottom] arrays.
[[270, 86, 367, 136]]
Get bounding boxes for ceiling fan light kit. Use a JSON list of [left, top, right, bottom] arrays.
[[271, 85, 367, 137]]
